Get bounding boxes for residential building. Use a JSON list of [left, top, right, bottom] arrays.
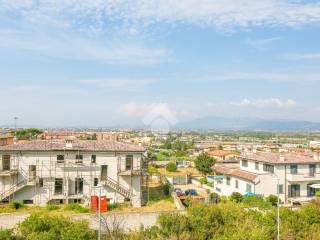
[[0, 133, 14, 146], [0, 139, 147, 207], [213, 151, 320, 204]]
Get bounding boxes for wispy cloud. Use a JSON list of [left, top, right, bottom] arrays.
[[80, 79, 156, 91], [0, 29, 171, 65], [281, 53, 320, 60], [230, 98, 296, 108], [246, 37, 281, 50], [2, 1, 320, 31], [206, 71, 320, 83]]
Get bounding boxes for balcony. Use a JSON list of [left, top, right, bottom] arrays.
[[0, 167, 18, 176], [287, 173, 320, 182]]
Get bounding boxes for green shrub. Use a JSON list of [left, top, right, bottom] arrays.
[[162, 183, 171, 196], [316, 191, 320, 197], [46, 204, 60, 211], [166, 162, 177, 172], [0, 229, 15, 240], [199, 177, 208, 185], [230, 192, 243, 203], [209, 193, 221, 204], [266, 194, 279, 206], [18, 213, 96, 240], [9, 201, 24, 210], [107, 203, 119, 211], [64, 203, 89, 213]]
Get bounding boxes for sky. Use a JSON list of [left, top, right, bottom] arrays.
[[1, 0, 320, 127]]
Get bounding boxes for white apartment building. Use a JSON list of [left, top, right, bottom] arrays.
[[0, 139, 147, 207], [213, 152, 320, 204]]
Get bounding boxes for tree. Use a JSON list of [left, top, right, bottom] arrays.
[[166, 162, 177, 172], [194, 153, 215, 176]]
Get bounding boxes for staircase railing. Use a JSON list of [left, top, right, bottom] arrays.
[[102, 176, 133, 199], [0, 179, 27, 201]]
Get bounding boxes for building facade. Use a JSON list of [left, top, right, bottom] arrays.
[[213, 152, 320, 204], [0, 139, 147, 207]]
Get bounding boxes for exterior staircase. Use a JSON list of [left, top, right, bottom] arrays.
[[0, 179, 28, 201], [102, 176, 133, 199]]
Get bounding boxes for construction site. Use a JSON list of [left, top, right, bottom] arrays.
[[0, 138, 148, 208]]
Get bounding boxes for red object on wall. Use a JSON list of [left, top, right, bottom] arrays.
[[100, 196, 107, 212], [91, 195, 98, 211]]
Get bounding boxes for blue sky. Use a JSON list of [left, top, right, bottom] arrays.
[[1, 0, 320, 127]]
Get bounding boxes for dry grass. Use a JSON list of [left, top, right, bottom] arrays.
[[158, 167, 201, 177]]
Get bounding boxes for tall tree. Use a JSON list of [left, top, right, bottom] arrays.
[[194, 153, 215, 176]]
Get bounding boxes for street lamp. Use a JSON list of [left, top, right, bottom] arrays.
[[96, 184, 102, 240], [272, 173, 280, 240]]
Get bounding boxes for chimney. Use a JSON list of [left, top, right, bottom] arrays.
[[65, 137, 74, 149], [279, 155, 286, 162]]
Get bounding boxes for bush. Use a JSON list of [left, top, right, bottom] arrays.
[[316, 191, 320, 197], [107, 203, 119, 211], [230, 192, 243, 203], [166, 162, 177, 172], [266, 195, 279, 206], [209, 193, 220, 204], [46, 204, 60, 211], [162, 183, 171, 196], [199, 177, 208, 185], [10, 201, 24, 210], [18, 213, 96, 240], [0, 229, 14, 240], [64, 203, 89, 213]]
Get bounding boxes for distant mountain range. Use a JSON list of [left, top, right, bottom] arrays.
[[175, 116, 320, 131]]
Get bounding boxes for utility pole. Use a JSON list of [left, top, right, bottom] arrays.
[[14, 117, 18, 131]]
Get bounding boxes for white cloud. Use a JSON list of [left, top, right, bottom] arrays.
[[2, 0, 320, 31], [0, 29, 171, 65], [206, 72, 320, 83], [80, 79, 156, 91], [230, 98, 296, 108], [246, 37, 280, 49], [281, 53, 320, 60]]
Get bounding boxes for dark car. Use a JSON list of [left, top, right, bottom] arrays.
[[185, 189, 197, 196], [174, 188, 184, 197]]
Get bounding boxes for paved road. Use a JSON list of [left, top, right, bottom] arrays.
[[0, 211, 178, 231]]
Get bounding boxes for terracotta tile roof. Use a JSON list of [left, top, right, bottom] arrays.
[[0, 140, 145, 152], [214, 164, 258, 181], [242, 152, 319, 164], [208, 150, 232, 156]]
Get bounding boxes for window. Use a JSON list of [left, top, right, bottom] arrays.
[[290, 165, 298, 174], [75, 178, 83, 194], [235, 180, 239, 189], [57, 155, 65, 164], [242, 160, 248, 167], [309, 164, 316, 177], [226, 177, 231, 185], [91, 155, 96, 164], [38, 178, 44, 188], [94, 178, 99, 187], [2, 155, 10, 170], [288, 184, 300, 198], [278, 184, 283, 194], [246, 184, 252, 193], [263, 164, 274, 173], [75, 155, 83, 164], [54, 178, 63, 195], [255, 162, 259, 170], [101, 165, 108, 180], [125, 155, 133, 170]]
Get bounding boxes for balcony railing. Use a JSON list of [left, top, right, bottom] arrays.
[[287, 173, 320, 181]]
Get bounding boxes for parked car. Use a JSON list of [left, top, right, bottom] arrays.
[[174, 188, 184, 197], [185, 189, 197, 196]]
